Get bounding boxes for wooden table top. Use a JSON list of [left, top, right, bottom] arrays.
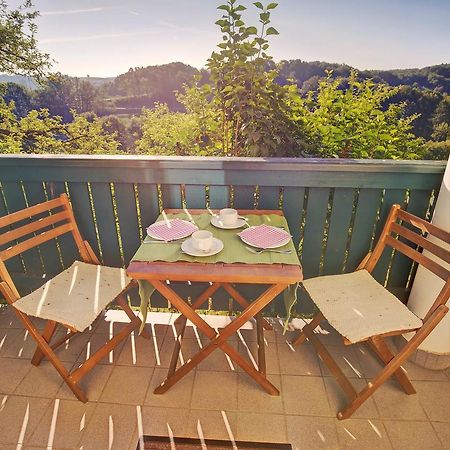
[[126, 209, 303, 284]]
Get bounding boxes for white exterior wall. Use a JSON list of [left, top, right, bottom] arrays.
[[407, 157, 450, 354]]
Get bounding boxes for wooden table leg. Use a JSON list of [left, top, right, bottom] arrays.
[[174, 283, 221, 326], [222, 283, 273, 331], [151, 280, 287, 395], [168, 316, 187, 377]]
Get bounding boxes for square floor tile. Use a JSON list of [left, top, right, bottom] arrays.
[[141, 405, 189, 438], [26, 399, 96, 448], [100, 366, 153, 405], [277, 340, 321, 376], [79, 403, 137, 450], [384, 420, 442, 450], [144, 367, 195, 409], [281, 375, 332, 416], [116, 330, 163, 367], [336, 418, 391, 450], [0, 395, 52, 446], [236, 412, 287, 443], [237, 373, 283, 414], [0, 328, 35, 359], [191, 371, 238, 411], [14, 360, 74, 399], [0, 357, 32, 394], [286, 415, 339, 450], [186, 409, 237, 442], [372, 379, 428, 420], [414, 380, 450, 422], [432, 421, 450, 449]]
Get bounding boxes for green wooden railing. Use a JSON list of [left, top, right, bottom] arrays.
[[0, 155, 445, 315]]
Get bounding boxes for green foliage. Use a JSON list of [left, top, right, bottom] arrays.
[[136, 104, 203, 156], [0, 81, 33, 117], [422, 139, 450, 160], [202, 0, 305, 156], [0, 1, 50, 78], [294, 71, 424, 159], [34, 73, 101, 121], [0, 97, 120, 154]]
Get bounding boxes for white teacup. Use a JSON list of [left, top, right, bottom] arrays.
[[191, 230, 213, 252], [219, 208, 238, 225]]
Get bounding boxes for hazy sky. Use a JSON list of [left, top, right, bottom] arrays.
[[18, 0, 450, 77]]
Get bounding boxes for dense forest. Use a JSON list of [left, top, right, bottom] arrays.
[[1, 0, 449, 159]]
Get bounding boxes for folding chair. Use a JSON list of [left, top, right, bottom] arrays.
[[292, 204, 450, 419], [0, 193, 149, 402]]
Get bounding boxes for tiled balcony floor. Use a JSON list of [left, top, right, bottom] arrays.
[[0, 305, 449, 450]]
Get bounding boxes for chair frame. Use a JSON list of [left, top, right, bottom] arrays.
[[0, 193, 149, 402], [292, 204, 450, 419]]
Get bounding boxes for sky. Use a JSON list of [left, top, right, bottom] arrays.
[[12, 0, 450, 77]]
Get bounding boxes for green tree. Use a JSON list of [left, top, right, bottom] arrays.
[[34, 74, 101, 121], [205, 0, 305, 156], [0, 98, 120, 154], [296, 72, 424, 159], [136, 103, 204, 156], [0, 0, 50, 78], [0, 81, 33, 117]]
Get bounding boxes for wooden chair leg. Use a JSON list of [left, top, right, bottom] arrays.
[[31, 320, 58, 366], [338, 306, 448, 420], [292, 312, 324, 347], [13, 309, 88, 402], [368, 336, 416, 395]]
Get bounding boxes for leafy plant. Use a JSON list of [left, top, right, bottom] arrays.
[[295, 71, 424, 159], [204, 0, 305, 156], [0, 0, 51, 78], [0, 97, 120, 154]]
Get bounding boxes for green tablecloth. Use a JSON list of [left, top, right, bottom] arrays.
[[131, 212, 301, 332]]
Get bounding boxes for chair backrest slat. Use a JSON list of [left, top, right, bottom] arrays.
[[0, 210, 71, 247], [0, 196, 64, 229], [397, 209, 450, 244], [0, 223, 74, 261], [391, 222, 450, 266], [385, 235, 450, 281]]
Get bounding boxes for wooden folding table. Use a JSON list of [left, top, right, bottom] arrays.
[[127, 209, 303, 395]]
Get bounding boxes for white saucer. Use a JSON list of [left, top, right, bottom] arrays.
[[210, 216, 247, 229], [181, 237, 224, 257]]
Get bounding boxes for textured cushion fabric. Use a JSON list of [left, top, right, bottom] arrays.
[[13, 261, 130, 331], [302, 269, 422, 343]]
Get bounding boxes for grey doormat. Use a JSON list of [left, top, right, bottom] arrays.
[[137, 435, 292, 449]]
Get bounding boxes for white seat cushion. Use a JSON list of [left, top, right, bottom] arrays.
[[13, 261, 131, 332], [302, 269, 422, 343]]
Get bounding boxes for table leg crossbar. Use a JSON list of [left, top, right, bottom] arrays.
[[150, 280, 287, 395]]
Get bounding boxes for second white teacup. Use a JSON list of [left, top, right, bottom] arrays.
[[191, 230, 213, 252], [219, 208, 238, 225]]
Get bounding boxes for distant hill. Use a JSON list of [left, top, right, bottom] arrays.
[[0, 74, 38, 90], [0, 74, 113, 90], [277, 61, 450, 94]]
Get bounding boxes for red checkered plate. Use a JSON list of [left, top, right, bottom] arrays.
[[146, 219, 198, 241], [237, 224, 291, 249]]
